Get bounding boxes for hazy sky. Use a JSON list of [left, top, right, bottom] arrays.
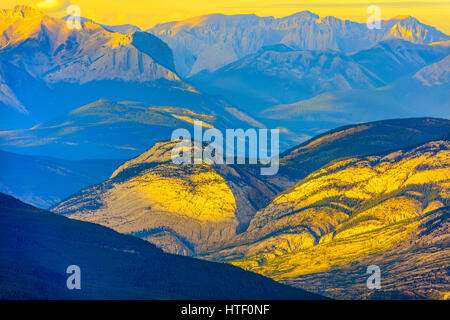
[[1, 0, 449, 33]]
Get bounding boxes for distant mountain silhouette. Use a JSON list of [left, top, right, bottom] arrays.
[[149, 12, 449, 76], [0, 149, 122, 208]]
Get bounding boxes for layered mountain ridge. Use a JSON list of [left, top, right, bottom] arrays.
[[287, 206, 449, 299], [50, 118, 450, 298], [52, 118, 450, 256], [149, 12, 449, 76], [0, 5, 448, 300], [215, 140, 449, 299], [0, 99, 256, 159], [191, 39, 450, 115], [0, 6, 257, 137]]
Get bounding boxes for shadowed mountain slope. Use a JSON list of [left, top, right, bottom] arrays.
[[0, 193, 323, 300], [0, 149, 122, 208], [0, 99, 255, 160]]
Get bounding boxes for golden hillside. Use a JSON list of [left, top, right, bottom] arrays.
[[286, 206, 449, 299], [206, 141, 449, 298], [52, 140, 283, 255]]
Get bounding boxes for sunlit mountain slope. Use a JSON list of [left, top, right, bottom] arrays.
[[52, 140, 285, 255], [0, 6, 176, 82], [208, 140, 449, 299], [286, 206, 449, 299], [0, 193, 322, 299], [51, 118, 449, 257], [0, 6, 174, 129]]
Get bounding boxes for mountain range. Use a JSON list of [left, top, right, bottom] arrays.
[[190, 40, 450, 144], [288, 206, 449, 299], [190, 40, 450, 113], [1, 6, 449, 152], [51, 118, 449, 266], [0, 98, 254, 159], [0, 5, 449, 300], [148, 12, 449, 77], [216, 140, 449, 299], [0, 6, 255, 135], [50, 117, 450, 299]]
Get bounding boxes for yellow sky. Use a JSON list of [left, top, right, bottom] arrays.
[[1, 0, 449, 33]]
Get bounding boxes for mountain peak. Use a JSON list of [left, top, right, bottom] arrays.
[[0, 8, 179, 84], [61, 15, 141, 34], [151, 11, 448, 76], [382, 15, 449, 44], [283, 11, 319, 20], [109, 140, 188, 179], [391, 14, 413, 20], [258, 43, 294, 53], [0, 5, 43, 19]]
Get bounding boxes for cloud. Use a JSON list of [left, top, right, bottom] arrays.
[[35, 0, 70, 12]]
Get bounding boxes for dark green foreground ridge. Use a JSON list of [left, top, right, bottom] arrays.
[[0, 193, 323, 300]]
